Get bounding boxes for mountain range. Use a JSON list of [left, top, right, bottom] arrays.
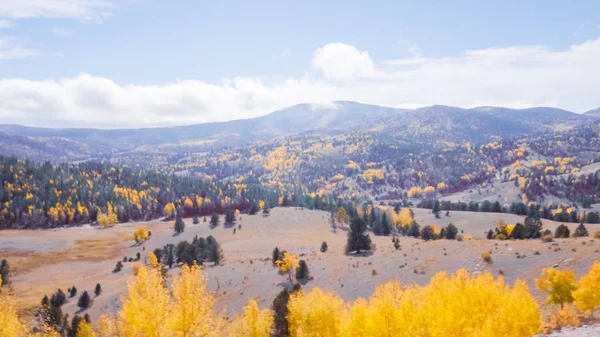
[[0, 101, 598, 162]]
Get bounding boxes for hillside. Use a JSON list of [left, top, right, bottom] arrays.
[[0, 102, 592, 162]]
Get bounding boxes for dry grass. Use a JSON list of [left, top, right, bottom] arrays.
[[1, 232, 131, 275]]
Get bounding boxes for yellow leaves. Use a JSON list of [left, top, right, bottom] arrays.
[[133, 227, 149, 243], [330, 173, 345, 182], [258, 200, 265, 210], [286, 269, 540, 337], [573, 261, 600, 315], [546, 305, 581, 331], [229, 299, 273, 337], [423, 185, 435, 196], [436, 182, 447, 190], [195, 195, 204, 208], [120, 265, 170, 337], [407, 186, 423, 198], [75, 321, 96, 337], [346, 160, 360, 170], [97, 202, 118, 227], [544, 166, 556, 173], [164, 202, 176, 216], [363, 169, 384, 184], [461, 174, 471, 182], [536, 268, 577, 307], [335, 207, 349, 225], [0, 275, 29, 337], [392, 208, 413, 228], [167, 263, 224, 337], [288, 288, 347, 337], [275, 253, 299, 272], [148, 252, 160, 268]]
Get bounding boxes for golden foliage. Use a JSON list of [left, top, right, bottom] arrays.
[[133, 227, 149, 242], [536, 268, 577, 308], [0, 275, 29, 337], [164, 202, 176, 216], [275, 253, 299, 272], [97, 202, 118, 227], [229, 299, 273, 337], [288, 288, 347, 337], [546, 305, 581, 331], [335, 207, 349, 225], [573, 261, 600, 316], [75, 321, 96, 337]]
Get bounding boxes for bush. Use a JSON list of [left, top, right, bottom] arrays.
[[113, 261, 123, 273], [545, 305, 581, 333], [94, 283, 102, 297], [594, 230, 600, 239], [573, 223, 589, 238], [482, 252, 492, 263], [542, 234, 554, 242], [495, 234, 507, 241], [193, 216, 199, 224], [456, 234, 464, 242], [320, 241, 328, 253], [69, 287, 77, 298]]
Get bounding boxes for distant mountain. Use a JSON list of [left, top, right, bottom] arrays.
[[584, 107, 600, 117], [0, 101, 590, 162]]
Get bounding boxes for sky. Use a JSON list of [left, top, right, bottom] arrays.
[[0, 0, 599, 128]]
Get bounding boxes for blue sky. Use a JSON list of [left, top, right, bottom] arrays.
[[0, 0, 599, 128]]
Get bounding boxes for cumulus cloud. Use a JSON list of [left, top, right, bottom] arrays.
[[1, 39, 600, 128], [312, 43, 375, 81], [0, 0, 114, 21]]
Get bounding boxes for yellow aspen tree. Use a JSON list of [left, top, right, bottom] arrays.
[[98, 314, 121, 337], [0, 275, 29, 337], [364, 281, 403, 336], [229, 299, 273, 337], [120, 265, 170, 337], [76, 321, 96, 337], [573, 261, 600, 317], [536, 268, 577, 309], [166, 263, 224, 337], [345, 298, 369, 337], [335, 207, 349, 226], [287, 287, 348, 337], [148, 252, 160, 268], [275, 253, 299, 281]]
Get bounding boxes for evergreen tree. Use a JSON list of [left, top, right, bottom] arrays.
[[225, 209, 236, 224], [587, 212, 599, 224], [320, 241, 328, 253], [432, 201, 441, 218], [393, 237, 401, 250], [206, 235, 222, 265], [345, 217, 372, 254], [162, 243, 176, 268], [421, 225, 435, 241], [574, 223, 589, 238], [380, 213, 391, 236], [70, 287, 77, 298], [272, 285, 302, 337], [296, 260, 310, 280], [248, 202, 259, 215], [555, 224, 571, 238], [94, 283, 102, 297], [445, 223, 459, 240], [210, 212, 219, 227], [69, 315, 82, 337], [0, 259, 9, 286], [77, 291, 91, 310], [263, 204, 270, 215], [408, 222, 421, 238], [50, 289, 67, 307], [487, 229, 494, 240], [273, 247, 281, 264], [192, 216, 199, 224], [153, 248, 163, 263], [174, 211, 185, 234], [113, 261, 123, 273], [523, 217, 543, 239], [510, 223, 525, 240]]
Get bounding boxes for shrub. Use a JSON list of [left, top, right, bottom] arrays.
[[573, 223, 589, 238], [594, 230, 600, 239], [132, 263, 141, 276], [456, 234, 464, 242], [545, 305, 581, 333], [372, 269, 378, 276], [495, 234, 507, 241], [542, 234, 554, 242], [482, 252, 492, 263], [193, 216, 199, 224], [320, 241, 328, 253]]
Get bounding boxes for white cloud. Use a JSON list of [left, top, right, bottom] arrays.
[[0, 1, 114, 21], [0, 19, 13, 28], [50, 27, 73, 36], [0, 37, 39, 59], [1, 39, 600, 128], [312, 43, 375, 81]]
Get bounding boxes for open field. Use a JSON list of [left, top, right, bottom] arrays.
[[2, 207, 600, 326]]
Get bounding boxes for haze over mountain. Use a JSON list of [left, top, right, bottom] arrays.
[[0, 101, 596, 162]]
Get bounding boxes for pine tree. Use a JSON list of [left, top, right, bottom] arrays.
[[272, 247, 281, 264], [94, 283, 102, 297], [0, 259, 9, 287], [345, 217, 372, 254], [555, 224, 571, 238], [210, 212, 219, 227], [381, 213, 391, 236], [162, 243, 175, 268], [433, 201, 441, 218], [70, 287, 77, 298], [296, 260, 310, 281], [225, 209, 236, 224], [320, 241, 328, 253], [174, 212, 185, 234], [574, 223, 589, 237], [193, 216, 199, 224], [408, 222, 421, 238], [77, 291, 91, 310], [487, 229, 494, 240], [445, 223, 458, 239]]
